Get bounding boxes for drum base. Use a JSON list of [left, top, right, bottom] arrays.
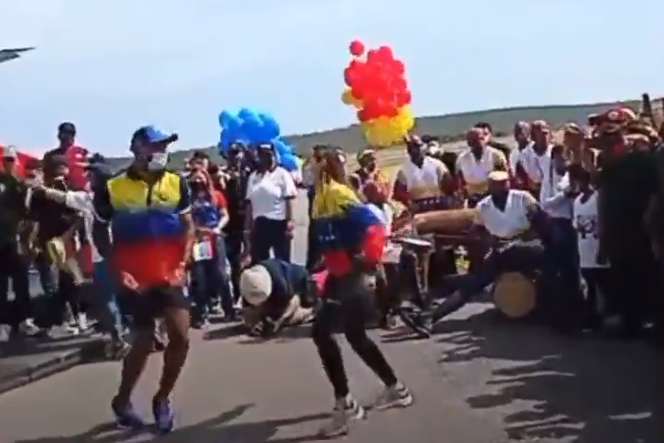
[[492, 272, 537, 319]]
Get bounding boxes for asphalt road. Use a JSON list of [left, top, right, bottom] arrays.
[[0, 192, 661, 443]]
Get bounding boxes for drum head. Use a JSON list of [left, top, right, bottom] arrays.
[[492, 272, 536, 318], [397, 237, 433, 248]]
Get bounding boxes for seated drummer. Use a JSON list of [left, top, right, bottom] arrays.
[[392, 135, 460, 310], [239, 259, 316, 337], [399, 170, 550, 337]]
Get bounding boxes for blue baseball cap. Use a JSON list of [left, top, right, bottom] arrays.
[[131, 125, 179, 145]]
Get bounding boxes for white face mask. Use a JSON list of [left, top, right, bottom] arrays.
[[147, 152, 169, 171]]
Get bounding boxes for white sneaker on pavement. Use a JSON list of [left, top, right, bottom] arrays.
[[76, 313, 89, 332], [318, 396, 367, 438], [18, 319, 40, 336], [368, 382, 414, 411]]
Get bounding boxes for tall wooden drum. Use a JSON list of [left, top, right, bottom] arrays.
[[412, 208, 478, 235]]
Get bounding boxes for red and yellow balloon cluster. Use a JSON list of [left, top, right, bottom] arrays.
[[341, 39, 415, 147]]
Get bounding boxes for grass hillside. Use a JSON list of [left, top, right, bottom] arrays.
[[105, 99, 639, 171]]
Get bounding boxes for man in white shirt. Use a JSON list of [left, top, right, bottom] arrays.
[[400, 171, 550, 335], [455, 128, 508, 206], [521, 120, 553, 198], [510, 121, 533, 190]]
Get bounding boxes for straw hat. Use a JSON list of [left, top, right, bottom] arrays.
[[239, 265, 273, 306]]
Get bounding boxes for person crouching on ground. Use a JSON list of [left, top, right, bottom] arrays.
[[93, 125, 195, 433], [311, 146, 413, 438], [239, 259, 316, 337], [187, 166, 234, 327]]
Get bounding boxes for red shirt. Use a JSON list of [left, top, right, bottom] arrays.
[[44, 145, 89, 189]]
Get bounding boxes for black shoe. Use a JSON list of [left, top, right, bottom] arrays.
[[398, 310, 432, 338]]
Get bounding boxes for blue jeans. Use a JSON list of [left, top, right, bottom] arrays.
[[189, 237, 233, 319], [92, 260, 125, 340]]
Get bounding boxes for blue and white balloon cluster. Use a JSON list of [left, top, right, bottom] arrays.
[[217, 108, 299, 171]]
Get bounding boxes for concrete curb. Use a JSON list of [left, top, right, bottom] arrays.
[[0, 337, 108, 395]]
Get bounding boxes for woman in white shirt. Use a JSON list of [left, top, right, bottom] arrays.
[[245, 143, 298, 263]]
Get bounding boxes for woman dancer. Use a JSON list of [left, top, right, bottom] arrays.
[[311, 147, 413, 438]]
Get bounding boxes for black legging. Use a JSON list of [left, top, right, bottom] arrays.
[[312, 272, 398, 399]]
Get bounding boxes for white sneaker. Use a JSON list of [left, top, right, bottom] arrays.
[[318, 396, 366, 438], [18, 319, 40, 336], [368, 382, 414, 411], [63, 324, 80, 335], [76, 313, 89, 332]]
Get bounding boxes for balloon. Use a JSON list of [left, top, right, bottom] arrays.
[[273, 139, 293, 157], [218, 110, 234, 128], [392, 60, 405, 76], [343, 59, 366, 87], [238, 107, 256, 122], [376, 45, 394, 62], [219, 130, 234, 149], [341, 89, 363, 108], [396, 90, 412, 107], [349, 40, 365, 57], [279, 153, 298, 171], [258, 112, 280, 140], [217, 107, 294, 168]]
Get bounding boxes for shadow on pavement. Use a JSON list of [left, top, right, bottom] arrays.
[[204, 323, 313, 344], [12, 403, 329, 443], [433, 310, 663, 443]]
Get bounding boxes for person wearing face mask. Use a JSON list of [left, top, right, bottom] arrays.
[[187, 167, 233, 327], [455, 127, 509, 207], [92, 125, 195, 433], [400, 171, 551, 335], [244, 143, 297, 264], [220, 143, 251, 305]]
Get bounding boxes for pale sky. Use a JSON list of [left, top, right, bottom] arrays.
[[1, 0, 662, 157]]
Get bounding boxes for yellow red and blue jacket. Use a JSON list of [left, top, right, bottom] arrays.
[[93, 168, 191, 287], [312, 178, 385, 276]]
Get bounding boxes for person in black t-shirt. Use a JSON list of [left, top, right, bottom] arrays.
[[220, 143, 251, 303], [0, 147, 38, 335]]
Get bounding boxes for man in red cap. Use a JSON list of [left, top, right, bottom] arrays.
[[595, 109, 661, 338]]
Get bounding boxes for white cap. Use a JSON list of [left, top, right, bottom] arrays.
[[3, 145, 18, 159], [239, 265, 273, 306]]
